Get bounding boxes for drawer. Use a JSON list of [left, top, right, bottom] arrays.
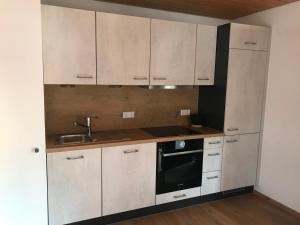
[[204, 137, 224, 149], [201, 171, 221, 196], [230, 23, 270, 51], [156, 187, 200, 205], [203, 148, 222, 172]]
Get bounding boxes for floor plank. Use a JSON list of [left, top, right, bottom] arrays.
[[113, 194, 300, 225]]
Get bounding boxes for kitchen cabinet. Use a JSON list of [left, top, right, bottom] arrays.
[[156, 187, 201, 205], [224, 49, 268, 135], [203, 148, 222, 172], [195, 25, 217, 85], [42, 5, 96, 85], [230, 23, 271, 51], [221, 134, 260, 191], [47, 149, 102, 225], [97, 13, 150, 85], [150, 19, 197, 85], [102, 143, 156, 215], [202, 171, 221, 195]]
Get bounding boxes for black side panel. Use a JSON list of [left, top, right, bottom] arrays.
[[198, 24, 231, 131]]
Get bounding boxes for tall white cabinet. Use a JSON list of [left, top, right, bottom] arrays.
[[221, 23, 270, 191]]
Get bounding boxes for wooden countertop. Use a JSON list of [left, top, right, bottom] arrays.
[[46, 127, 224, 153]]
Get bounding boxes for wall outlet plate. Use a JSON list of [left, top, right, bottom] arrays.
[[180, 109, 191, 116], [122, 111, 135, 119]]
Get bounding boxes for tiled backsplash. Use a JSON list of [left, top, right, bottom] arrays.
[[44, 85, 199, 135]]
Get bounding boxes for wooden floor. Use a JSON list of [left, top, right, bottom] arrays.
[[113, 193, 300, 225]]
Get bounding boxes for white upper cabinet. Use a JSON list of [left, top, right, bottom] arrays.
[[42, 5, 96, 84], [97, 13, 150, 85], [230, 23, 271, 51], [224, 49, 268, 135], [150, 19, 197, 85], [195, 25, 217, 85]]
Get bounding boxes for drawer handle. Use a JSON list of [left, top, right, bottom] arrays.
[[76, 75, 94, 79], [133, 77, 148, 80], [208, 153, 220, 157], [197, 78, 210, 81], [226, 140, 238, 143], [227, 128, 239, 132], [208, 141, 221, 145], [173, 194, 187, 199], [244, 41, 257, 45], [123, 149, 139, 154], [153, 77, 167, 81], [66, 156, 84, 160], [207, 176, 219, 180]]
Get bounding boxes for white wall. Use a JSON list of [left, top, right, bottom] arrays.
[[236, 1, 300, 213], [42, 0, 228, 25], [0, 1, 48, 225]]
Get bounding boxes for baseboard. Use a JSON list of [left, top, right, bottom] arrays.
[[253, 191, 300, 219], [69, 186, 253, 225]]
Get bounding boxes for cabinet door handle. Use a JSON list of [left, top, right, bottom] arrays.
[[66, 156, 84, 160], [123, 149, 139, 154], [208, 141, 221, 145], [76, 75, 94, 79], [197, 77, 210, 81], [244, 41, 257, 45], [133, 77, 148, 80], [226, 140, 238, 143], [207, 176, 219, 180], [227, 128, 239, 132], [208, 153, 220, 157], [153, 77, 167, 81], [173, 194, 187, 199]]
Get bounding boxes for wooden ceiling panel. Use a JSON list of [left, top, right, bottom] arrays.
[[96, 0, 297, 19]]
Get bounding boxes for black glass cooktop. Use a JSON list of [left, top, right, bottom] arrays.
[[142, 126, 202, 138]]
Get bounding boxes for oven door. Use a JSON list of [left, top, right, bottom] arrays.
[[156, 149, 203, 194]]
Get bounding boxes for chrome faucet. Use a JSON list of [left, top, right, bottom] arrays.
[[73, 116, 92, 137]]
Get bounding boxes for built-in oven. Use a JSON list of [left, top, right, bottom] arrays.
[[156, 139, 203, 195]]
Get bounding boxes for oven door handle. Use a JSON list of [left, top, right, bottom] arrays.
[[162, 149, 203, 157]]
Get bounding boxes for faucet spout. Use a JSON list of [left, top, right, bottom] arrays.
[[74, 116, 92, 137]]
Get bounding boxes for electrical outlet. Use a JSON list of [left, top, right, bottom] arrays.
[[122, 111, 135, 119], [180, 109, 191, 116]]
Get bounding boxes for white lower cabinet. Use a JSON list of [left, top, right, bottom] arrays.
[[221, 134, 260, 191], [203, 148, 222, 172], [201, 171, 221, 195], [156, 187, 201, 205], [102, 143, 156, 216], [47, 149, 102, 225]]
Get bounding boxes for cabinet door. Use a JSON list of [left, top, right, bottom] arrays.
[[221, 134, 260, 192], [224, 49, 267, 135], [47, 149, 102, 225], [150, 19, 197, 85], [195, 25, 217, 85], [230, 23, 271, 51], [97, 13, 150, 85], [102, 143, 156, 215], [42, 5, 96, 84], [202, 171, 221, 195]]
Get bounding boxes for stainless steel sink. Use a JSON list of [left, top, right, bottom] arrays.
[[56, 134, 95, 145]]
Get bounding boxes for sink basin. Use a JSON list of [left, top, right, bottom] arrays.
[[57, 134, 94, 145]]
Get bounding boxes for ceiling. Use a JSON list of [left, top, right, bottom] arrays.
[[95, 0, 297, 19]]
